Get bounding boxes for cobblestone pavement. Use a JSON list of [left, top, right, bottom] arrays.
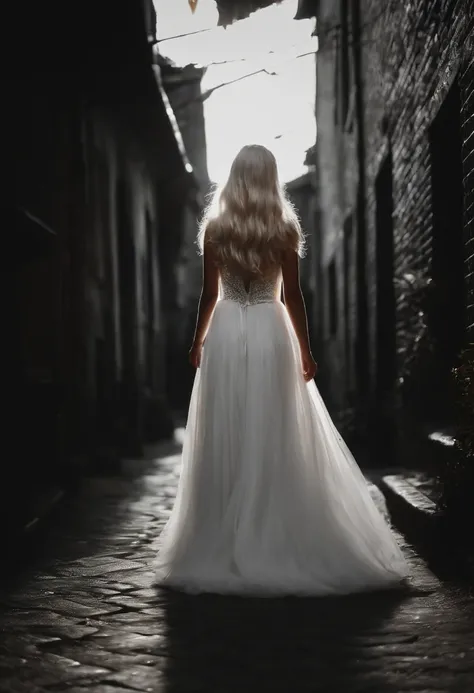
[[1, 436, 474, 693]]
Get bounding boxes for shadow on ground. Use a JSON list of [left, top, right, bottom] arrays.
[[160, 587, 408, 693]]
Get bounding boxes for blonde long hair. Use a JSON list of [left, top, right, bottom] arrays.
[[198, 144, 305, 276]]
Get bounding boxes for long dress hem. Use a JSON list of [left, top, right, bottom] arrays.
[[154, 267, 409, 597]]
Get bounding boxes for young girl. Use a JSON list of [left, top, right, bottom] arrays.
[[154, 144, 408, 596]]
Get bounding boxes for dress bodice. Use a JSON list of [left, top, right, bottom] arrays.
[[219, 266, 281, 307]]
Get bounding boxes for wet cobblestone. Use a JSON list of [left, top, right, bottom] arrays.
[[0, 439, 473, 692]]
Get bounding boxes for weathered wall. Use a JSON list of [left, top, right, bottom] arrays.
[[315, 0, 474, 457], [81, 110, 169, 450], [460, 38, 474, 333], [2, 0, 188, 532], [315, 1, 360, 418], [361, 0, 473, 423]]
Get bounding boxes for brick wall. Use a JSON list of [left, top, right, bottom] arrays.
[[461, 42, 474, 333], [315, 0, 474, 454], [362, 0, 472, 408]]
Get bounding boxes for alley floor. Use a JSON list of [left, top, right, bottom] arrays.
[[1, 435, 474, 693]]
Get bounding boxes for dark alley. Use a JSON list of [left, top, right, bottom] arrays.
[[3, 0, 474, 690]]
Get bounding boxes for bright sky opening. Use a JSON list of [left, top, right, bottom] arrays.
[[154, 0, 317, 184]]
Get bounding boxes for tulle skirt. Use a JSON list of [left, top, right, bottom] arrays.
[[154, 299, 408, 596]]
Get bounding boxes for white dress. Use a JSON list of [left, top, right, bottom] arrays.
[[154, 266, 408, 596]]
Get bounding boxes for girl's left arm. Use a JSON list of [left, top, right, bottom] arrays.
[[191, 243, 219, 350]]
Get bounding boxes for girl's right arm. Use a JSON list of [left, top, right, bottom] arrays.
[[281, 249, 317, 382]]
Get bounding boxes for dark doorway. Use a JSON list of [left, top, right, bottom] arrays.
[[343, 214, 354, 390], [355, 189, 369, 400], [117, 178, 135, 386], [145, 211, 155, 389], [374, 150, 397, 452], [328, 258, 338, 337], [429, 80, 465, 423], [116, 177, 142, 455]]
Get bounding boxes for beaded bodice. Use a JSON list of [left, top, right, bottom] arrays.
[[219, 266, 281, 307]]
